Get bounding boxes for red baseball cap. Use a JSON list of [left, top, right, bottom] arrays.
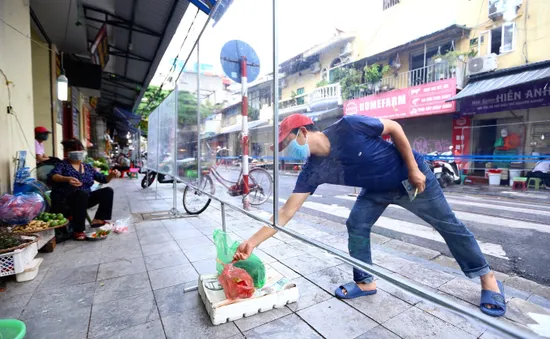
[[272, 114, 313, 151], [34, 126, 51, 134]]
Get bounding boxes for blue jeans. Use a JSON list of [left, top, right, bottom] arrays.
[[348, 163, 491, 284]]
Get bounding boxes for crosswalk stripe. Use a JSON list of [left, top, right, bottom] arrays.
[[333, 195, 550, 233], [270, 198, 509, 260], [445, 197, 550, 214]]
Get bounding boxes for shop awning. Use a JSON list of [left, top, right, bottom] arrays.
[[221, 119, 269, 134], [448, 61, 550, 102]]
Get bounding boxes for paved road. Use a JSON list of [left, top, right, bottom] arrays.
[[202, 167, 550, 285]]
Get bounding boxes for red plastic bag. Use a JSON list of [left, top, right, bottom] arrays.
[[217, 260, 255, 300]]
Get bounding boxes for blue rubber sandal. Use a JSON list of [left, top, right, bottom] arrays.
[[335, 282, 377, 299], [480, 280, 506, 317]]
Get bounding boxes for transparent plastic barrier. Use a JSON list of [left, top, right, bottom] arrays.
[[174, 0, 275, 213], [145, 109, 159, 172], [143, 0, 537, 337]]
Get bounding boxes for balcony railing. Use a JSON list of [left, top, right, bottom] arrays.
[[350, 62, 465, 99], [309, 83, 342, 106], [381, 61, 465, 91]]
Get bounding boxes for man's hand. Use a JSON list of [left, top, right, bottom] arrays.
[[233, 240, 255, 261], [68, 177, 82, 187], [408, 168, 426, 194]]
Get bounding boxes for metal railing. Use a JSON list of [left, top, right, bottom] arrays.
[[380, 61, 465, 90]]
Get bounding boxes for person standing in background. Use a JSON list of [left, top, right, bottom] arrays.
[[34, 126, 51, 163]]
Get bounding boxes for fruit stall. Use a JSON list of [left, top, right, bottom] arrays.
[[1, 194, 67, 282]]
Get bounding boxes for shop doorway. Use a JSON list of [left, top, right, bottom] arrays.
[[472, 119, 497, 175]]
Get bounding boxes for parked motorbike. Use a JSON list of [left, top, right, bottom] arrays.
[[426, 147, 461, 188], [141, 153, 181, 188]]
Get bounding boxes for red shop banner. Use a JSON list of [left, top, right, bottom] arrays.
[[452, 116, 471, 170], [344, 78, 457, 119]]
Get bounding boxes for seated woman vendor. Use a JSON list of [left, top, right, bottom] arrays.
[[49, 139, 120, 240]]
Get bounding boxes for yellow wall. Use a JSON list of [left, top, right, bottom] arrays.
[[353, 0, 550, 73], [0, 0, 36, 193], [31, 29, 54, 157], [281, 44, 348, 101], [355, 0, 460, 60], [459, 0, 550, 68]]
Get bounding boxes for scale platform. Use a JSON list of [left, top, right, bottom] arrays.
[[197, 267, 299, 325]]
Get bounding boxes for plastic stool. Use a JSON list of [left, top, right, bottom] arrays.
[[512, 177, 527, 190], [128, 168, 139, 179], [527, 177, 542, 190]]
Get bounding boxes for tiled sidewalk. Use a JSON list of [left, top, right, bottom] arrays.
[[1, 178, 549, 338]]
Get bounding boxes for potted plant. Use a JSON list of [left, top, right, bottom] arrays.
[[364, 64, 390, 93]]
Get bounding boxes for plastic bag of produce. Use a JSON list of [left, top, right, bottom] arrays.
[[217, 259, 255, 300], [113, 217, 131, 233], [213, 229, 266, 288], [0, 193, 45, 225]]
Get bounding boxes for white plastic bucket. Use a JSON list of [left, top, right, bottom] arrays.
[[509, 169, 522, 186], [488, 173, 501, 186]]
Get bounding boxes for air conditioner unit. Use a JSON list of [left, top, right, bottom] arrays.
[[340, 42, 353, 57], [489, 0, 521, 21], [467, 54, 498, 75], [309, 62, 321, 74]]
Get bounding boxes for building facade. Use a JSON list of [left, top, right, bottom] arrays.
[[340, 0, 550, 178]]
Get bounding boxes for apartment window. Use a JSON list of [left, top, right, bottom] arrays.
[[488, 22, 516, 55], [296, 88, 305, 105], [383, 0, 400, 10]]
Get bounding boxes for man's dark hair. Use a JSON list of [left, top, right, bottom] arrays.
[[291, 124, 319, 135], [61, 138, 84, 152]]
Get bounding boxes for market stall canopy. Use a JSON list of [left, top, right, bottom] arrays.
[[447, 60, 550, 102]]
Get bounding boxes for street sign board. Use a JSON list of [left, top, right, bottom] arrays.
[[220, 40, 260, 84]]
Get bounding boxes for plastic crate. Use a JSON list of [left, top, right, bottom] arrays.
[[0, 241, 38, 277]]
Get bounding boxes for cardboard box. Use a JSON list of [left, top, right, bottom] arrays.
[[198, 267, 299, 325]]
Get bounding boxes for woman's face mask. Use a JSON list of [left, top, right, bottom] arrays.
[[68, 151, 86, 162], [286, 129, 310, 161]]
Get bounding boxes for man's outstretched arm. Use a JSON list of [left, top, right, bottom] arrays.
[[233, 192, 310, 261], [381, 119, 426, 193]]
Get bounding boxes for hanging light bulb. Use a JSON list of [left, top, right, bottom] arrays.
[[57, 52, 68, 101], [541, 134, 545, 140]]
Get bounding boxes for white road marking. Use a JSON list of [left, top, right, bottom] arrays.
[[333, 195, 550, 234], [274, 198, 509, 260], [502, 191, 549, 200], [445, 197, 550, 216], [527, 313, 550, 338]]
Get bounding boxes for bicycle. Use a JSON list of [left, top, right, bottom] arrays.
[[182, 145, 273, 215]]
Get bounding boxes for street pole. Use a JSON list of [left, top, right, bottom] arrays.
[[272, 0, 279, 224], [196, 42, 202, 190], [241, 57, 250, 210]]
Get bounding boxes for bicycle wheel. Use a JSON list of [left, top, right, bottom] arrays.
[[141, 172, 156, 188], [183, 175, 214, 215], [246, 168, 273, 205]]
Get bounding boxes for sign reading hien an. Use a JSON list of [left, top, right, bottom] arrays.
[[344, 78, 457, 119], [460, 80, 550, 115]]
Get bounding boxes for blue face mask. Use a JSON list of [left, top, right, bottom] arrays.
[[286, 130, 310, 161]]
